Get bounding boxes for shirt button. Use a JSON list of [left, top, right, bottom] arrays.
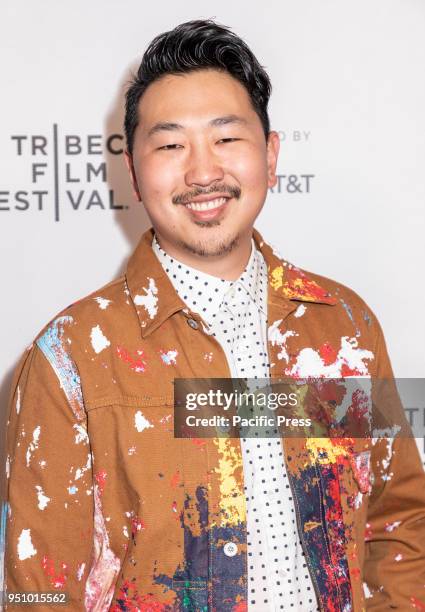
[[223, 542, 238, 557], [187, 318, 199, 330]]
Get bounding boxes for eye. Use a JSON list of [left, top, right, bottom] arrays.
[[217, 138, 240, 144], [158, 144, 183, 151]]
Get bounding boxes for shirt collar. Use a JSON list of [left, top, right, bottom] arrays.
[[152, 235, 231, 322], [235, 242, 268, 317], [125, 227, 336, 339], [152, 234, 267, 322]]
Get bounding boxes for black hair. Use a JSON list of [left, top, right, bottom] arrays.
[[124, 19, 272, 154]]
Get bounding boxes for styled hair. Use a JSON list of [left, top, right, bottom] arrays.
[[124, 19, 272, 154]]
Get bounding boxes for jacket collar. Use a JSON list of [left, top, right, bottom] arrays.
[[253, 228, 336, 306], [126, 227, 336, 338], [126, 228, 186, 338]]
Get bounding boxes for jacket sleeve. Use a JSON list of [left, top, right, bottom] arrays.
[[364, 320, 425, 609], [2, 340, 95, 611]]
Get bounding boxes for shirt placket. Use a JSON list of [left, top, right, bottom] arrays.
[[222, 287, 277, 611]]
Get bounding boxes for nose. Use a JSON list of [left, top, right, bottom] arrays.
[[184, 143, 224, 187]]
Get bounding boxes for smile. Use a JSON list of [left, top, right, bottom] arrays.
[[185, 197, 228, 211]]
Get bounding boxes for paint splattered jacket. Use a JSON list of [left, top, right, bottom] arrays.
[[3, 227, 425, 611]]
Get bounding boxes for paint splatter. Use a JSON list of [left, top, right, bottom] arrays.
[[134, 411, 153, 433], [191, 438, 207, 447], [5, 456, 10, 479], [73, 453, 92, 481], [26, 426, 41, 467], [294, 304, 307, 318], [73, 424, 89, 445], [362, 310, 372, 326], [159, 349, 178, 366], [35, 485, 50, 510], [350, 450, 371, 494], [410, 597, 425, 610], [94, 297, 112, 310], [77, 562, 86, 581], [16, 386, 21, 414], [394, 553, 403, 561], [364, 522, 372, 541], [319, 342, 338, 365], [372, 428, 400, 482], [351, 567, 361, 580], [111, 584, 172, 611], [17, 529, 37, 560], [306, 438, 352, 465], [116, 346, 147, 373], [128, 446, 136, 456], [286, 336, 374, 378], [363, 582, 373, 599], [170, 470, 181, 488], [340, 298, 354, 324], [214, 438, 246, 526], [36, 316, 85, 420], [68, 486, 78, 496], [270, 265, 284, 290], [304, 521, 321, 532], [84, 485, 121, 610], [268, 320, 297, 363], [134, 278, 158, 319], [269, 262, 336, 303], [385, 520, 401, 532], [131, 516, 145, 540], [95, 470, 107, 496], [90, 325, 111, 354], [204, 352, 213, 362], [353, 492, 364, 509], [42, 556, 68, 589]]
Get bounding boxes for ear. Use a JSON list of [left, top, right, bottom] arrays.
[[124, 150, 142, 202], [266, 131, 280, 189]]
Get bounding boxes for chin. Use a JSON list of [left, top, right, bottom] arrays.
[[180, 233, 239, 258]]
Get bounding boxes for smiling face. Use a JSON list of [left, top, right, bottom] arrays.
[[126, 68, 280, 277]]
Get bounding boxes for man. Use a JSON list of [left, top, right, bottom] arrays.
[[2, 18, 425, 612]]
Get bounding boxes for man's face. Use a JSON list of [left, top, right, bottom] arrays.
[[126, 68, 279, 259]]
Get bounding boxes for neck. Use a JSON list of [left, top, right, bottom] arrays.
[[154, 231, 253, 281]]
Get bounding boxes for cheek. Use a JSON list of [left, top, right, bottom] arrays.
[[137, 156, 180, 199], [227, 150, 268, 190]]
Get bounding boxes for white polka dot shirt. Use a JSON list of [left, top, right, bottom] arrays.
[[152, 235, 319, 611]]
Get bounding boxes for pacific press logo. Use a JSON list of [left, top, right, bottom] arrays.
[[0, 126, 315, 221]]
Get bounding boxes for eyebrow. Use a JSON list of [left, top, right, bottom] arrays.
[[147, 114, 248, 137]]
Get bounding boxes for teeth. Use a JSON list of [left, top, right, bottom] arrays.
[[186, 197, 227, 211]]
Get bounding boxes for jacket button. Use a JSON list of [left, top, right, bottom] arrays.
[[187, 318, 199, 330], [223, 542, 238, 557]]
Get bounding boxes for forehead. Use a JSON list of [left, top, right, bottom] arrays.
[[137, 69, 257, 129]]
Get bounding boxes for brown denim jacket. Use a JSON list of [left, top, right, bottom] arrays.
[[3, 227, 425, 611]]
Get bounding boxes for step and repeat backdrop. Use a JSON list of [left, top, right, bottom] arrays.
[[1, 0, 424, 468]]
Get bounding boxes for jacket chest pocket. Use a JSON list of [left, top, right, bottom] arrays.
[[87, 402, 211, 584]]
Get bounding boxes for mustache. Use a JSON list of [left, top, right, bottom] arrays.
[[172, 184, 241, 205]]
